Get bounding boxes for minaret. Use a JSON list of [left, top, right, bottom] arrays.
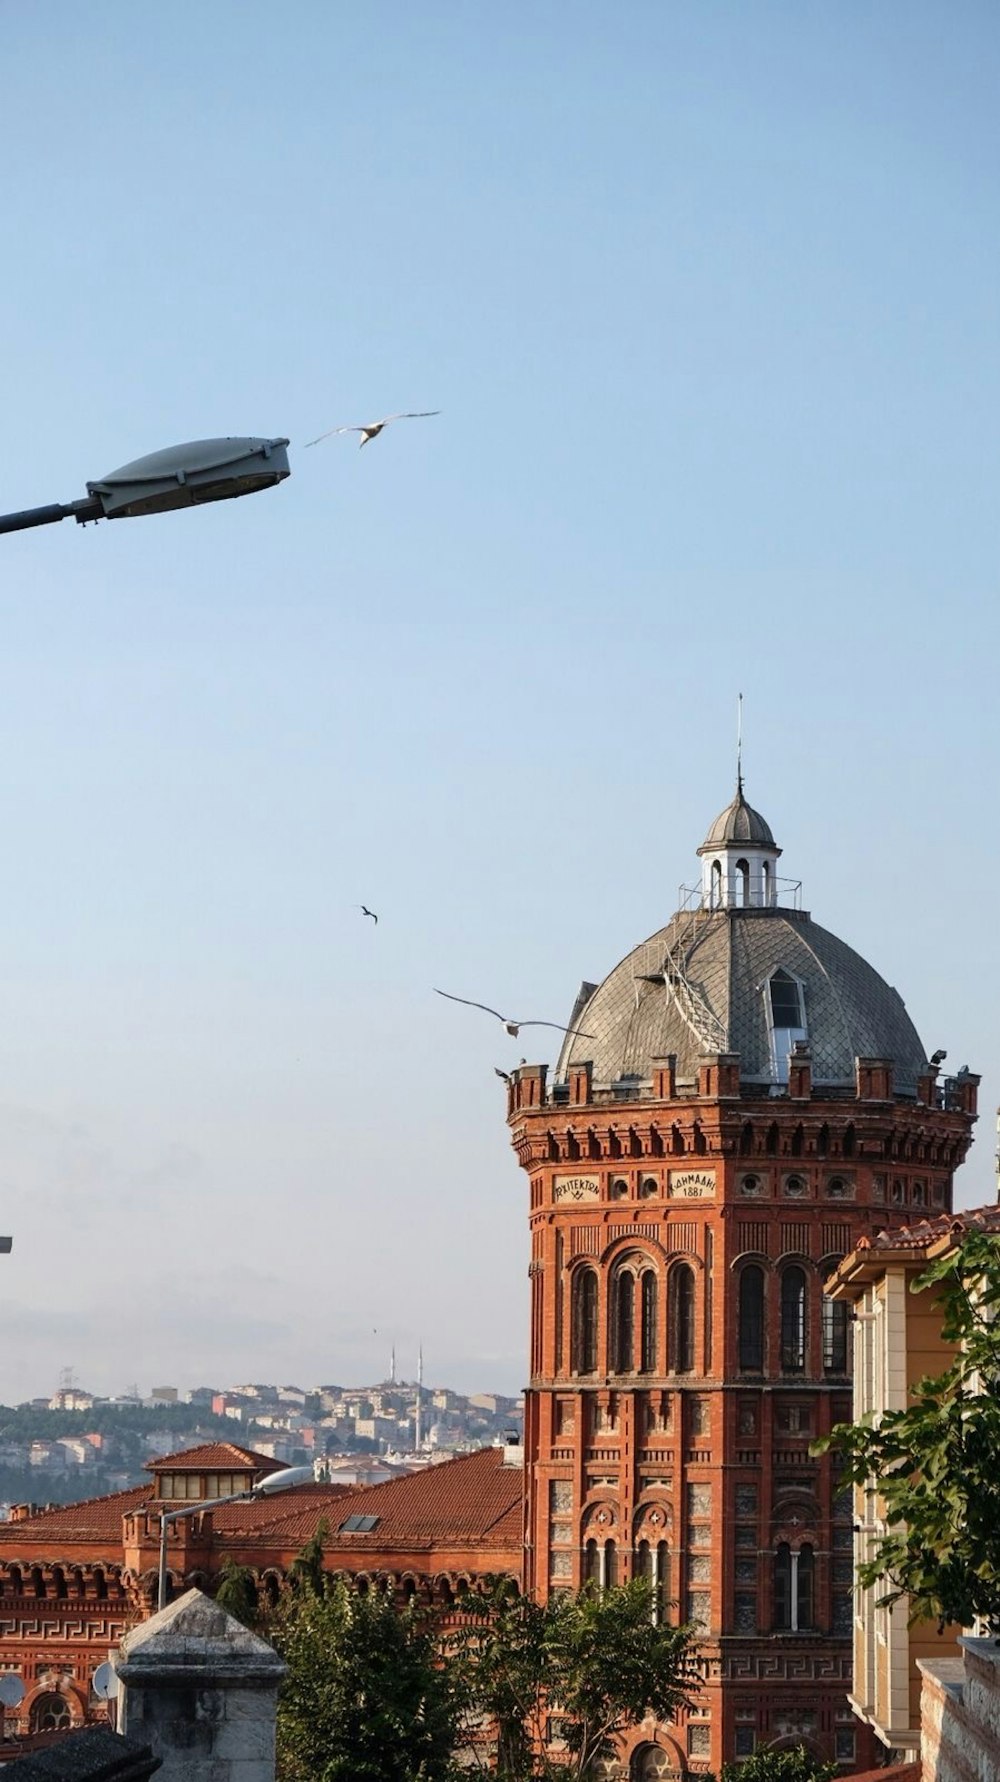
[[390, 1344, 396, 1386], [414, 1345, 423, 1453]]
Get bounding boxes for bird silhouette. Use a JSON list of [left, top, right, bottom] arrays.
[[434, 989, 594, 1040], [494, 1067, 512, 1084], [305, 412, 441, 449], [360, 905, 378, 924]]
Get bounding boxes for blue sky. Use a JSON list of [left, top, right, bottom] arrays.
[[0, 3, 997, 1402]]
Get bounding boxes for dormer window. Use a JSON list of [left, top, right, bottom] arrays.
[[769, 972, 803, 1029], [766, 970, 807, 1084]]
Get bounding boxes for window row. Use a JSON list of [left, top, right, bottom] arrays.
[[574, 1538, 852, 1635], [737, 1264, 849, 1373], [571, 1260, 696, 1376]]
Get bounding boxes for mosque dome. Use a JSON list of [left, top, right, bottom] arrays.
[[556, 790, 927, 1095]]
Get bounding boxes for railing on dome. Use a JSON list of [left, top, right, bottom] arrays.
[[631, 878, 803, 1056]]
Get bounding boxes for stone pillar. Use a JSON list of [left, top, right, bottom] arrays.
[[116, 1587, 286, 1782]]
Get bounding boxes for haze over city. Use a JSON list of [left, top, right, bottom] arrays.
[[0, 3, 997, 1405]]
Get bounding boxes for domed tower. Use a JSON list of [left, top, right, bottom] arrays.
[[506, 791, 979, 1779]]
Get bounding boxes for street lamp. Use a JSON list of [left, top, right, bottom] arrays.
[[157, 1463, 314, 1612], [0, 436, 291, 537]]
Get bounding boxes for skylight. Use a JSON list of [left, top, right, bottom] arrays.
[[339, 1513, 380, 1533]]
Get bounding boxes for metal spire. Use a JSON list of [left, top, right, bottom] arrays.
[[737, 691, 744, 796]]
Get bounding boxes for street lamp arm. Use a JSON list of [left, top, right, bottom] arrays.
[[0, 498, 101, 536]]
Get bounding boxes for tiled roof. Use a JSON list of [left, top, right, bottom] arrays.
[[558, 903, 927, 1091], [0, 1483, 153, 1544], [0, 1449, 525, 1569], [145, 1441, 282, 1474], [220, 1447, 523, 1553], [866, 1205, 1000, 1252]]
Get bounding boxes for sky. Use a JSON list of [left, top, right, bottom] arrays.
[[0, 2, 997, 1404]]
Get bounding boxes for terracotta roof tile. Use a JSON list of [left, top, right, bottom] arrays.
[[869, 1203, 1000, 1252], [220, 1448, 523, 1555], [0, 1484, 153, 1544], [145, 1441, 282, 1474]]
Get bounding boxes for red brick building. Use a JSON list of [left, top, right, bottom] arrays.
[[0, 1440, 522, 1739], [0, 786, 982, 1777], [509, 786, 978, 1776]]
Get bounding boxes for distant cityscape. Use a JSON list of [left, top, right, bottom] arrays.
[[0, 1370, 524, 1515]]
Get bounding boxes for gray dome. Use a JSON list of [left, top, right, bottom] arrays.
[[557, 906, 927, 1093], [699, 790, 776, 852]]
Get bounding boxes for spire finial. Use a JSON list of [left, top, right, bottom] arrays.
[[737, 691, 744, 796]]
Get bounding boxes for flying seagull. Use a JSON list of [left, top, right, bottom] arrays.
[[434, 989, 595, 1041], [305, 412, 441, 449], [360, 905, 378, 924], [494, 1067, 512, 1084]]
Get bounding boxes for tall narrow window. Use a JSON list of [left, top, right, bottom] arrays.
[[761, 859, 771, 903], [822, 1291, 849, 1372], [738, 1266, 765, 1371], [640, 1269, 658, 1373], [711, 860, 722, 906], [572, 1269, 598, 1375], [612, 1270, 635, 1373], [736, 858, 750, 906], [767, 970, 807, 1085], [583, 1539, 600, 1587], [669, 1264, 696, 1373], [797, 1544, 815, 1630], [774, 1543, 791, 1630], [780, 1268, 807, 1373]]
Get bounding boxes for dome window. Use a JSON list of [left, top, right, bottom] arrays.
[[765, 970, 807, 1084]]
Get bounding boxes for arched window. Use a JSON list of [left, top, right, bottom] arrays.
[[711, 860, 722, 907], [583, 1540, 600, 1587], [761, 859, 771, 903], [739, 1122, 754, 1156], [31, 1566, 46, 1601], [571, 1268, 598, 1375], [669, 1263, 695, 1373], [640, 1269, 658, 1373], [735, 858, 750, 906], [780, 1268, 807, 1373], [738, 1265, 765, 1371], [612, 1269, 635, 1373], [30, 1694, 72, 1734]]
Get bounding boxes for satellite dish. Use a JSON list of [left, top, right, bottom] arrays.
[[0, 1675, 24, 1708], [92, 1663, 118, 1701]]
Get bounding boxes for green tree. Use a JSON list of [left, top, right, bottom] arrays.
[[214, 1557, 259, 1628], [452, 1578, 701, 1782], [816, 1228, 1000, 1630], [717, 1747, 836, 1782], [270, 1579, 464, 1782]]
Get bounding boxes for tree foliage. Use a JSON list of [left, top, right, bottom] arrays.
[[269, 1576, 464, 1782], [817, 1229, 1000, 1629], [214, 1557, 259, 1628], [716, 1746, 836, 1782], [451, 1578, 701, 1782]]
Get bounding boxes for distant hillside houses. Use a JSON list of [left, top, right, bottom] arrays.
[[0, 1376, 523, 1518]]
